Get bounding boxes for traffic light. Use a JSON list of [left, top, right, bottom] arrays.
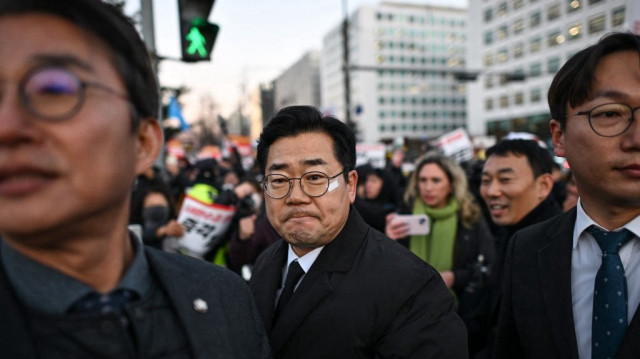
[[178, 0, 219, 62]]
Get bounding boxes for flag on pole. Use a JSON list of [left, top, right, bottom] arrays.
[[168, 96, 189, 131]]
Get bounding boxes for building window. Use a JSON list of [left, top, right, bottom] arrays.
[[531, 88, 542, 103], [514, 0, 525, 10], [513, 19, 525, 34], [530, 62, 542, 77], [568, 22, 582, 41], [484, 8, 493, 23], [589, 14, 606, 34], [485, 76, 494, 89], [612, 7, 625, 27], [514, 42, 525, 58], [497, 2, 508, 17], [497, 25, 508, 40], [530, 11, 541, 28], [484, 30, 494, 45], [530, 37, 542, 53], [548, 57, 561, 73], [500, 95, 509, 108], [589, 0, 603, 4], [498, 48, 508, 63], [547, 30, 565, 47], [547, 3, 561, 21], [515, 92, 524, 105], [484, 53, 494, 66], [568, 0, 581, 13]]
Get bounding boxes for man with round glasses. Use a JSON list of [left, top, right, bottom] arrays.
[[249, 105, 466, 358], [0, 1, 269, 357], [495, 32, 640, 358]]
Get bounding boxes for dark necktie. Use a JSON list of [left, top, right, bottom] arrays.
[[274, 260, 305, 321], [588, 225, 634, 359], [69, 288, 138, 315]]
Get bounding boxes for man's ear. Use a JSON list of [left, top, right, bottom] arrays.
[[550, 119, 566, 158], [536, 173, 555, 201], [347, 169, 358, 204], [134, 118, 163, 175]]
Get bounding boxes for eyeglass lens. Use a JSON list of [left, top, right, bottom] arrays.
[[589, 103, 634, 136], [21, 67, 83, 119], [265, 172, 332, 198]]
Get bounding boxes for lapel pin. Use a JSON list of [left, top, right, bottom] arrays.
[[193, 298, 209, 313]]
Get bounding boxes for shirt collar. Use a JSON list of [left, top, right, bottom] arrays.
[[1, 233, 152, 315], [286, 244, 323, 274], [574, 198, 640, 249]]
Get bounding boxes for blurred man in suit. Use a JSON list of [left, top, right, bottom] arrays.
[[0, 1, 269, 357]]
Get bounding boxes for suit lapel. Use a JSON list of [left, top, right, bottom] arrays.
[[145, 248, 229, 358], [616, 282, 640, 357], [250, 240, 288, 331], [0, 257, 37, 358], [538, 209, 579, 359], [269, 270, 333, 353]]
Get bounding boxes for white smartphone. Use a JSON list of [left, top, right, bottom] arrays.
[[392, 214, 430, 235]]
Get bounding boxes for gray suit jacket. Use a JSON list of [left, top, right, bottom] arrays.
[[494, 208, 640, 359], [0, 246, 271, 359], [250, 208, 467, 359]]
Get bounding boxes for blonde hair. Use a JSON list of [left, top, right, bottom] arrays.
[[405, 153, 481, 228]]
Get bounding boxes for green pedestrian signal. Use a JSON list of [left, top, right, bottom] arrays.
[[186, 26, 207, 57], [178, 0, 219, 62]]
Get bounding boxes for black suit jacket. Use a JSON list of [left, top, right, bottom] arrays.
[[250, 208, 467, 359], [494, 208, 640, 359], [0, 246, 271, 359]]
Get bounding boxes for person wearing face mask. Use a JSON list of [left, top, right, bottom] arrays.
[[140, 183, 184, 250], [386, 153, 495, 357]]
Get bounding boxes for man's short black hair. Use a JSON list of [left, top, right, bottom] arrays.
[[485, 139, 554, 178], [256, 106, 356, 180], [548, 32, 640, 128], [0, 0, 159, 129]]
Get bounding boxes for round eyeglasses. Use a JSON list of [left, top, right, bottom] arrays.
[[17, 66, 129, 121], [568, 102, 639, 137], [261, 171, 345, 199]]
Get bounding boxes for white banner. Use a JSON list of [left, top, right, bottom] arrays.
[[356, 143, 387, 169], [434, 128, 474, 163], [174, 196, 235, 256]]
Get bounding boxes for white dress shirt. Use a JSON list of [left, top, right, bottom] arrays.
[[572, 199, 640, 359], [275, 245, 324, 304]]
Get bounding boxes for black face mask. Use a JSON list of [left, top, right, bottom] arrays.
[[143, 206, 170, 229]]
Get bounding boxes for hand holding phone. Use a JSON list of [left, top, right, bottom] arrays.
[[391, 214, 430, 235]]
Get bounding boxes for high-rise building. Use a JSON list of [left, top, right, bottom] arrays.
[[273, 50, 321, 110], [467, 0, 630, 141], [320, 2, 468, 144]]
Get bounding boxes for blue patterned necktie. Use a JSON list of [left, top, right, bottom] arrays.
[[69, 288, 138, 315], [588, 225, 634, 359]]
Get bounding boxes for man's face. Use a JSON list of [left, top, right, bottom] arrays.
[[551, 51, 640, 217], [264, 132, 356, 257], [0, 14, 160, 241], [480, 153, 550, 226]]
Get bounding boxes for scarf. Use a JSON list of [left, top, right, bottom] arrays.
[[409, 198, 459, 272]]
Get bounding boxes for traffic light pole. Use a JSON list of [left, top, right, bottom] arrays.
[[342, 0, 353, 131], [140, 0, 157, 70]]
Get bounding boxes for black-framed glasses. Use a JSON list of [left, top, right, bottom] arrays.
[[261, 171, 345, 199], [568, 102, 639, 137], [16, 66, 129, 121]]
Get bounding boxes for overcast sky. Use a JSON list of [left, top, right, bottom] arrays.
[[126, 0, 468, 119]]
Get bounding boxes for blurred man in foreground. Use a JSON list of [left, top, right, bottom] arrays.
[[0, 1, 269, 357]]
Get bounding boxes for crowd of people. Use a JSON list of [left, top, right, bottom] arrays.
[[2, 1, 640, 358]]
